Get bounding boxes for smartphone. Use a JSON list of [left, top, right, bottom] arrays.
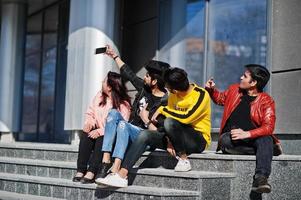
[[95, 47, 107, 54]]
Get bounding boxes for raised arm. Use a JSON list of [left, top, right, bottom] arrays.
[[104, 45, 144, 91]]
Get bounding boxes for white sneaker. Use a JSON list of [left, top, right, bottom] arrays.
[[95, 177, 105, 185], [174, 158, 191, 172], [97, 173, 128, 188]]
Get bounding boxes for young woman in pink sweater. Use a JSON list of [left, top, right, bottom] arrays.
[[72, 71, 131, 183]]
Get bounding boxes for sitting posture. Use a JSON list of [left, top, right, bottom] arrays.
[[205, 64, 282, 194], [72, 71, 131, 183], [98, 67, 211, 188], [95, 45, 170, 184]]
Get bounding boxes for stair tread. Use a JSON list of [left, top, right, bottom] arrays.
[[0, 157, 235, 178], [0, 190, 64, 200], [0, 156, 76, 168], [142, 149, 301, 161], [1, 142, 300, 161], [0, 173, 199, 196], [0, 142, 77, 152]]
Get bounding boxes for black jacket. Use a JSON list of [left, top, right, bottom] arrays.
[[120, 64, 167, 128]]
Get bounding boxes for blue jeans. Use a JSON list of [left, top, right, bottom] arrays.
[[102, 109, 142, 160]]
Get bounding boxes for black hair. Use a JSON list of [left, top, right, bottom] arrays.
[[164, 67, 190, 92], [245, 64, 270, 92], [144, 60, 170, 92], [148, 72, 166, 92]]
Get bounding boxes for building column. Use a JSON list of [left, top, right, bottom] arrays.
[[0, 0, 27, 142], [64, 0, 120, 143]]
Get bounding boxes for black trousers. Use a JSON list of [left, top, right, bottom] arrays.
[[76, 132, 104, 174], [121, 129, 166, 170], [219, 132, 273, 177], [164, 118, 207, 155]]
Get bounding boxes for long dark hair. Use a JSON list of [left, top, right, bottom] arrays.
[[100, 71, 131, 109]]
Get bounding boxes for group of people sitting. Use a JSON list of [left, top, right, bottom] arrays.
[[72, 45, 282, 195]]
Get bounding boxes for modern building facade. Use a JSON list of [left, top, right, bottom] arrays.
[[0, 0, 300, 154]]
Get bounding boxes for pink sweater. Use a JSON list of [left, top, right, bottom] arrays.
[[83, 91, 131, 136]]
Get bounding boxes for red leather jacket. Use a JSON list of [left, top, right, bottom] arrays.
[[206, 84, 280, 147]]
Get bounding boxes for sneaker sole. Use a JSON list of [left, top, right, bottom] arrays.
[[95, 178, 105, 185], [97, 179, 128, 188], [101, 182, 128, 188], [96, 183, 109, 188], [174, 167, 192, 172], [251, 186, 271, 193]]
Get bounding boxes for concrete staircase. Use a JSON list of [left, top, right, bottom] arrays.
[[0, 142, 300, 200]]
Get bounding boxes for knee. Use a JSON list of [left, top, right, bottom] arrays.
[[164, 118, 179, 133], [219, 132, 232, 149], [136, 130, 151, 143], [255, 136, 273, 146], [108, 109, 120, 117], [107, 109, 121, 122], [116, 121, 127, 132]]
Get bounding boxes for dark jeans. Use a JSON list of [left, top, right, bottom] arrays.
[[219, 132, 273, 177], [77, 132, 104, 174], [164, 118, 207, 155], [121, 117, 207, 170], [121, 129, 166, 170]]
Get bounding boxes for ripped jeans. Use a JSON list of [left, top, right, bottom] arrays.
[[101, 109, 143, 160]]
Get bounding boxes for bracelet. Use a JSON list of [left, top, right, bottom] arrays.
[[113, 55, 119, 60], [145, 120, 152, 128]]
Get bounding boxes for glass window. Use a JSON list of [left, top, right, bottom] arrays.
[[159, 0, 205, 85], [22, 14, 42, 135], [208, 0, 267, 128], [39, 6, 58, 140], [21, 2, 69, 142], [22, 53, 41, 134], [159, 0, 268, 129]]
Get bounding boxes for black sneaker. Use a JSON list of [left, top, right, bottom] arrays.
[[95, 162, 113, 179], [249, 191, 262, 200], [251, 175, 271, 193], [80, 176, 95, 184]]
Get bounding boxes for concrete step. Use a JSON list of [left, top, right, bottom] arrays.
[[0, 190, 64, 200], [0, 173, 202, 200], [0, 142, 78, 162], [0, 156, 235, 192], [1, 142, 301, 199], [138, 150, 301, 200]]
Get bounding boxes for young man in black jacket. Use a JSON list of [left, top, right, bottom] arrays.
[[95, 45, 170, 182]]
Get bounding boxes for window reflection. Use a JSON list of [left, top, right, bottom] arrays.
[[159, 0, 205, 85], [21, 4, 59, 141], [208, 0, 267, 128], [22, 54, 40, 133], [159, 0, 267, 129]]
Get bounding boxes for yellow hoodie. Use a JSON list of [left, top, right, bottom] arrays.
[[158, 84, 211, 147]]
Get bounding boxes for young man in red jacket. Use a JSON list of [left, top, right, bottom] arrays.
[[205, 64, 282, 194]]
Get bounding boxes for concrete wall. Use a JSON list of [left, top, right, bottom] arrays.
[[269, 0, 301, 154], [269, 0, 301, 134]]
